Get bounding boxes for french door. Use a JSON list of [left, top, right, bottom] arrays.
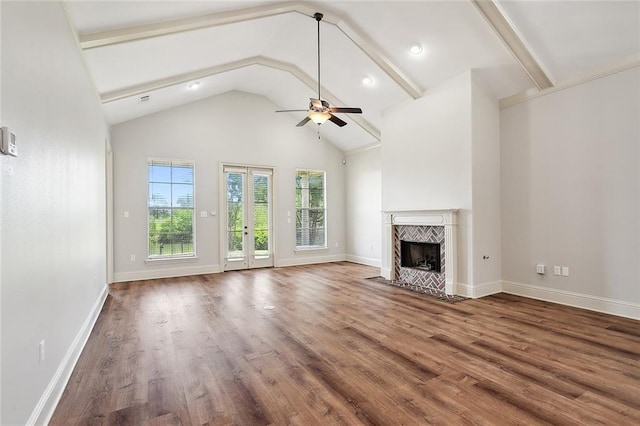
[[223, 166, 274, 270]]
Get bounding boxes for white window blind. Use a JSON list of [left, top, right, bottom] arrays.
[[295, 170, 326, 248]]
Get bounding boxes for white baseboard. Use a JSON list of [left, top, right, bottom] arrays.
[[456, 280, 502, 298], [380, 267, 392, 280], [345, 254, 381, 268], [502, 280, 640, 320], [276, 253, 346, 268], [113, 264, 221, 282], [28, 285, 109, 426]]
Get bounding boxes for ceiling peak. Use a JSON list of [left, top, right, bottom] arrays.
[[77, 1, 423, 100]]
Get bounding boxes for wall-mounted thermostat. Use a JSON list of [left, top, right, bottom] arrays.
[[1, 127, 18, 157]]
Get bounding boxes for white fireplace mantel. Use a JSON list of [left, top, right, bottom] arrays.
[[381, 209, 458, 295]]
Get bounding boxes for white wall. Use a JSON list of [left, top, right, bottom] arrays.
[[111, 90, 347, 281], [471, 73, 502, 289], [501, 67, 640, 312], [0, 2, 4, 420], [1, 2, 109, 424], [380, 70, 502, 293], [381, 72, 472, 212], [381, 71, 473, 285], [345, 146, 382, 267]]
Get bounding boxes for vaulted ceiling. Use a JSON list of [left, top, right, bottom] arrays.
[[64, 1, 640, 152]]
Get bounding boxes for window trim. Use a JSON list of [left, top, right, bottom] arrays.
[[147, 157, 196, 260], [295, 169, 327, 250]]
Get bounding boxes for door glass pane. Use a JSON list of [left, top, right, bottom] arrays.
[[226, 172, 244, 259], [253, 173, 270, 258]]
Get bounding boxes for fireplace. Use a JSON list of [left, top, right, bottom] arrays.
[[382, 210, 458, 295], [400, 240, 441, 272]]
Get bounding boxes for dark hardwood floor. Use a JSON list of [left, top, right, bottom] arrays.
[[51, 262, 640, 425]]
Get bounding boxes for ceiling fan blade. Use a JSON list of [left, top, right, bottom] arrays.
[[296, 116, 311, 127], [276, 109, 308, 112], [277, 14, 354, 132], [328, 114, 347, 127], [329, 107, 362, 114]]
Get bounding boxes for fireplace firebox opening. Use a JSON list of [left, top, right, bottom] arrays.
[[400, 240, 441, 273]]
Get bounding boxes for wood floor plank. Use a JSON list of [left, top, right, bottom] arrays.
[[50, 262, 640, 425]]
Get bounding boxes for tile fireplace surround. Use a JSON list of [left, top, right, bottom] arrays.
[[382, 210, 458, 295]]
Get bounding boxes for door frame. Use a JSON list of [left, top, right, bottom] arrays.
[[106, 138, 114, 284], [219, 162, 277, 271]]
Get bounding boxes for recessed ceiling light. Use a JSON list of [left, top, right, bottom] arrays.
[[408, 42, 423, 55], [362, 76, 374, 86], [187, 81, 201, 90]]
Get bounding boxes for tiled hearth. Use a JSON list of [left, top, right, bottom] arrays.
[[382, 210, 458, 295], [395, 225, 446, 292]]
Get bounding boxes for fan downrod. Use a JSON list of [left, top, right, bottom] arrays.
[[273, 10, 362, 128]]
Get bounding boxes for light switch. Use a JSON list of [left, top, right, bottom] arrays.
[[553, 266, 561, 276], [123, 211, 129, 218], [562, 267, 569, 277], [1, 127, 18, 157], [536, 264, 545, 274], [200, 211, 208, 218]]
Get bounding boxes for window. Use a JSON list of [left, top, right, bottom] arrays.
[[148, 159, 195, 258], [295, 170, 326, 248]]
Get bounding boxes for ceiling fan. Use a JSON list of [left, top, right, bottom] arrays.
[[275, 12, 362, 127]]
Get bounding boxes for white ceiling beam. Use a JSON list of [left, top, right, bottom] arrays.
[[79, 2, 299, 49], [318, 10, 423, 99], [100, 56, 381, 141], [500, 58, 640, 109], [79, 1, 422, 100], [471, 0, 554, 91], [344, 141, 382, 157], [100, 58, 258, 103]]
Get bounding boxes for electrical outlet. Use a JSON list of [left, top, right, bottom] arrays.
[[554, 266, 561, 276], [39, 340, 46, 364], [562, 266, 569, 277], [130, 254, 136, 262]]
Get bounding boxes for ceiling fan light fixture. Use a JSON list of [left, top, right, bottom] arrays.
[[275, 12, 362, 129], [308, 111, 331, 124], [409, 42, 423, 55]]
